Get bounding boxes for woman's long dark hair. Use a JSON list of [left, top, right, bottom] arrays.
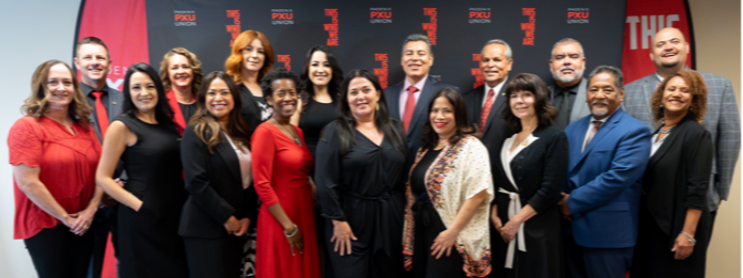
[[421, 87, 478, 150], [121, 63, 179, 135], [190, 71, 251, 153], [299, 45, 344, 113], [334, 69, 405, 154]]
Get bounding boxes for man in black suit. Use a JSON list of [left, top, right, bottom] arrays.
[[462, 39, 515, 276], [383, 34, 458, 153], [549, 38, 591, 130], [73, 36, 124, 278]]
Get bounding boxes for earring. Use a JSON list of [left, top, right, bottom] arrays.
[[376, 103, 380, 111]]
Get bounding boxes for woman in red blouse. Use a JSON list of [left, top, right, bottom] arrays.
[[159, 47, 203, 133], [8, 60, 103, 278]]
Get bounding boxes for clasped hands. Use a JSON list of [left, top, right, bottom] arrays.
[[224, 216, 250, 237], [490, 209, 519, 243]]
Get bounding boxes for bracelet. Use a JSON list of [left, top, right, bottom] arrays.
[[284, 224, 298, 238], [681, 231, 697, 245]]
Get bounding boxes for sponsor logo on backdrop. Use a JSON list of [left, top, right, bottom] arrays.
[[174, 10, 196, 26], [226, 10, 241, 47], [521, 8, 535, 45], [567, 8, 589, 24], [469, 8, 491, 24], [370, 8, 392, 24], [272, 9, 294, 25], [423, 8, 437, 45], [277, 55, 291, 70], [374, 53, 388, 89], [625, 14, 680, 50], [471, 54, 484, 89], [325, 9, 339, 46]]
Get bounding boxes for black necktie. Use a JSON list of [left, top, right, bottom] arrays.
[[554, 89, 571, 130]]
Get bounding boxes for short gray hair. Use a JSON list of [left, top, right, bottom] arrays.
[[588, 65, 624, 89], [551, 38, 584, 57], [481, 39, 513, 60], [402, 34, 433, 56]]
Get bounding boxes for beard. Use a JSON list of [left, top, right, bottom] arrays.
[[551, 66, 584, 84]]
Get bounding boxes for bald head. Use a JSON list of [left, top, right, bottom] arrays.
[[650, 27, 689, 73]]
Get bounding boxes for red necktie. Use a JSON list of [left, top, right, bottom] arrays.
[[583, 120, 603, 153], [480, 88, 495, 130], [403, 86, 418, 132], [91, 91, 109, 138]]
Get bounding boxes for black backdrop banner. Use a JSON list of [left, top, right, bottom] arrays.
[[145, 0, 627, 91]]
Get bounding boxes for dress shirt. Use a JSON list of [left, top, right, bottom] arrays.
[[482, 78, 508, 107], [399, 74, 428, 119]]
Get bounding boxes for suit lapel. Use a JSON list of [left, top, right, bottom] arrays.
[[568, 117, 591, 172], [386, 83, 403, 121], [483, 85, 507, 135], [108, 89, 123, 120], [648, 117, 689, 169], [215, 134, 242, 183], [570, 78, 589, 122], [409, 77, 436, 135], [468, 86, 485, 126]]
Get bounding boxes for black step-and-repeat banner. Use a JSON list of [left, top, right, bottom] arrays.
[[144, 0, 627, 91]]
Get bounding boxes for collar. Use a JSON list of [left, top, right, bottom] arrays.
[[589, 108, 619, 124], [80, 82, 110, 96], [485, 77, 508, 96], [403, 74, 429, 92], [558, 80, 581, 94]]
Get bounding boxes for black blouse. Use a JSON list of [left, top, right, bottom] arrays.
[[298, 98, 338, 157]]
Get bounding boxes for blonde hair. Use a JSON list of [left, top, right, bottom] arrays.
[[159, 47, 203, 93], [23, 60, 92, 127]]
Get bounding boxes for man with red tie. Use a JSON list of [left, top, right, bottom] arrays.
[[73, 36, 123, 278], [462, 39, 515, 277], [383, 34, 458, 154]]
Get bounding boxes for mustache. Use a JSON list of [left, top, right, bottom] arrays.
[[559, 65, 576, 72], [591, 100, 609, 106]]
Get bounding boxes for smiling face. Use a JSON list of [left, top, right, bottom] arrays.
[[401, 40, 433, 82], [266, 78, 298, 121], [480, 43, 513, 87], [550, 41, 585, 87], [587, 72, 624, 120], [167, 54, 193, 90], [509, 90, 536, 120], [429, 96, 456, 139], [308, 50, 332, 87], [650, 28, 689, 70], [242, 39, 266, 74], [128, 72, 158, 113], [205, 77, 234, 122], [661, 76, 693, 117], [46, 63, 75, 108], [347, 77, 380, 120], [74, 43, 111, 86]]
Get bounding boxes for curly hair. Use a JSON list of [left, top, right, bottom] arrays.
[[502, 73, 558, 132], [260, 68, 301, 103], [650, 70, 708, 126], [159, 47, 203, 94], [225, 30, 275, 85], [23, 60, 92, 127]]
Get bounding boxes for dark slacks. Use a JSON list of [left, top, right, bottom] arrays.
[[184, 235, 244, 278], [564, 234, 633, 278], [25, 223, 95, 278]]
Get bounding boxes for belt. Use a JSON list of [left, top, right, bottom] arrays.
[[498, 187, 526, 269], [340, 188, 397, 256]]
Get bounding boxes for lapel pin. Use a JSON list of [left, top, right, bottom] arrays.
[[112, 101, 117, 105]]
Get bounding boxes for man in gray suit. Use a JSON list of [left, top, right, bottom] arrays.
[[624, 27, 740, 237], [74, 36, 124, 278], [548, 38, 591, 130]]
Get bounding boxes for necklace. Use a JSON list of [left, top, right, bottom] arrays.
[[659, 128, 671, 134], [275, 122, 301, 146]]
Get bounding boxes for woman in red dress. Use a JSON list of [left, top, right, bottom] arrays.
[[252, 68, 320, 278]]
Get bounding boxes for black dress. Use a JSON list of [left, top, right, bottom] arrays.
[[492, 126, 567, 278], [315, 121, 407, 278], [299, 98, 339, 157], [114, 115, 188, 278]]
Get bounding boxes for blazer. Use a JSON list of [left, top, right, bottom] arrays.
[[179, 124, 258, 238], [643, 116, 713, 248], [239, 84, 265, 135], [383, 76, 458, 153], [624, 72, 740, 212], [463, 83, 515, 204], [82, 84, 124, 142], [548, 78, 591, 125], [563, 108, 651, 248]]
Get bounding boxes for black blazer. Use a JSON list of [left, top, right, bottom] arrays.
[[462, 84, 514, 204], [383, 76, 458, 153], [495, 125, 568, 213], [179, 124, 258, 238], [643, 116, 713, 247]]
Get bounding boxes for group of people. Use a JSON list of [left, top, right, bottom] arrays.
[[9, 26, 739, 278]]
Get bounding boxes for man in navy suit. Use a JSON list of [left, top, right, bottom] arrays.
[[558, 65, 651, 278], [383, 34, 458, 153]]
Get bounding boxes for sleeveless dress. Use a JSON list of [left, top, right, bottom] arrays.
[[298, 98, 338, 158], [114, 115, 189, 278]]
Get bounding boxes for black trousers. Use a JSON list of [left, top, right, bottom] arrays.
[[184, 236, 244, 278], [25, 223, 95, 278], [87, 206, 118, 278]]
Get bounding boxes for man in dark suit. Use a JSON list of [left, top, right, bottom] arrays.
[[559, 65, 651, 278], [74, 36, 124, 278], [383, 34, 458, 153], [549, 38, 591, 130], [624, 27, 740, 235]]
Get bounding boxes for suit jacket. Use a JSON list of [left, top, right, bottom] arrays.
[[82, 83, 124, 142], [549, 78, 591, 126], [624, 72, 740, 212], [239, 84, 264, 135], [179, 124, 258, 238], [463, 84, 515, 205], [643, 116, 713, 248], [563, 108, 651, 248], [383, 76, 458, 153]]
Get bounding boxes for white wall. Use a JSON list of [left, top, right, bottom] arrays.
[[0, 0, 82, 277]]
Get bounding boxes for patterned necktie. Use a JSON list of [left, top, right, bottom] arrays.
[[402, 86, 418, 132], [91, 91, 109, 138], [480, 88, 495, 130], [583, 120, 603, 153]]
